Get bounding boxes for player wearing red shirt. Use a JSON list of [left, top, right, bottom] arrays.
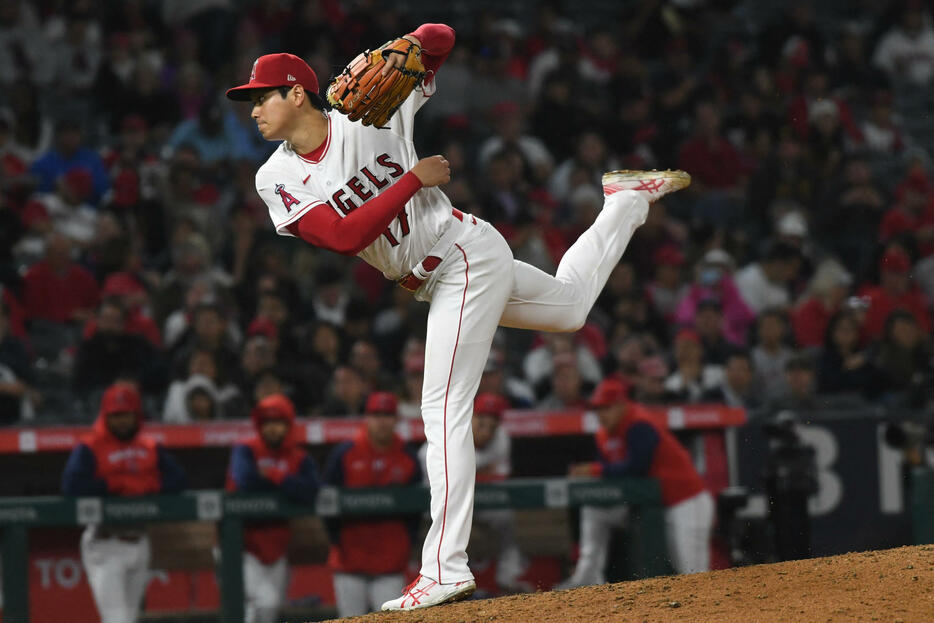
[[324, 392, 421, 616], [557, 378, 714, 588]]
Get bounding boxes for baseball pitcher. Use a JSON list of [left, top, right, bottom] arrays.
[[227, 21, 689, 610]]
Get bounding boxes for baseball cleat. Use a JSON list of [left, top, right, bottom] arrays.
[[380, 574, 476, 611], [602, 169, 691, 202]]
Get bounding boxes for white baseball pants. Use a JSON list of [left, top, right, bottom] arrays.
[[418, 190, 649, 584], [243, 552, 288, 623], [333, 572, 405, 617], [567, 490, 715, 584], [80, 527, 150, 623]]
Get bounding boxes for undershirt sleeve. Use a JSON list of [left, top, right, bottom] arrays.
[[286, 171, 422, 255]]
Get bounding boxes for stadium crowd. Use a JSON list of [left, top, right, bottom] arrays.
[[0, 0, 933, 428]]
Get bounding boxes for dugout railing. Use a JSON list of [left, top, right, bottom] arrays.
[[0, 477, 665, 623]]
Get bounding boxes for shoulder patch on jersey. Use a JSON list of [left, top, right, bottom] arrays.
[[275, 183, 301, 212]]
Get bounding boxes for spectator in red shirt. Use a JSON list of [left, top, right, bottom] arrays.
[[22, 231, 99, 325], [679, 101, 746, 190], [878, 167, 934, 257], [861, 247, 931, 340], [324, 392, 421, 617], [792, 258, 853, 348]]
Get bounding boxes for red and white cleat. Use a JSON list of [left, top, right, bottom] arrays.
[[380, 574, 477, 611], [602, 169, 691, 202]]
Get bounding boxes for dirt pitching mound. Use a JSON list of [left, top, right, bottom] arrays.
[[324, 545, 934, 622]]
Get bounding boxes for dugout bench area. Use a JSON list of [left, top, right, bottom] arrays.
[[0, 477, 666, 623]]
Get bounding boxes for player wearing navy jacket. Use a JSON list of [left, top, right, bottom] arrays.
[[62, 382, 187, 623], [226, 393, 319, 623], [324, 392, 421, 616], [557, 378, 715, 589]]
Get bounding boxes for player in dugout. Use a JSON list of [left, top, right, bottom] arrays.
[[227, 20, 689, 610], [324, 391, 422, 617], [226, 393, 320, 623], [557, 378, 715, 589], [62, 381, 187, 623]]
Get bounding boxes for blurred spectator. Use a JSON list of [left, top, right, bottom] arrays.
[[325, 392, 420, 617], [548, 131, 618, 202], [537, 352, 589, 409], [523, 333, 602, 400], [678, 100, 748, 226], [663, 328, 724, 403], [767, 353, 819, 413], [832, 21, 890, 97], [163, 348, 242, 422], [878, 167, 934, 258], [818, 157, 886, 275], [752, 308, 794, 402], [559, 378, 714, 588], [734, 241, 800, 314], [468, 393, 530, 593], [675, 249, 756, 345], [311, 267, 350, 326], [166, 98, 242, 165], [693, 298, 735, 366], [169, 301, 240, 385], [861, 90, 907, 154], [0, 300, 35, 424], [479, 347, 536, 407], [627, 202, 688, 280], [397, 352, 424, 420], [872, 1, 934, 86], [62, 382, 186, 623], [22, 231, 99, 326], [37, 167, 99, 249], [349, 338, 394, 391], [319, 365, 367, 416], [703, 350, 762, 409], [47, 5, 103, 107], [151, 230, 233, 327], [817, 311, 876, 397], [645, 245, 689, 324], [631, 354, 670, 405], [227, 394, 319, 623], [871, 309, 934, 407], [861, 247, 931, 340], [0, 2, 52, 88], [791, 259, 853, 348], [29, 120, 109, 204], [72, 297, 165, 398], [91, 272, 161, 348], [478, 101, 553, 184]]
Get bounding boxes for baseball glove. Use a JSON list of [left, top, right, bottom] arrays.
[[326, 38, 427, 128]]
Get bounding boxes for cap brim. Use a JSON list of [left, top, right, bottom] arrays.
[[225, 82, 282, 101]]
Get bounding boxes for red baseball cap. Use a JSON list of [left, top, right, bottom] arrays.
[[100, 382, 142, 416], [250, 393, 296, 425], [589, 378, 628, 408], [474, 393, 509, 419], [880, 247, 911, 273], [226, 53, 319, 101], [365, 392, 398, 416], [653, 244, 686, 267]]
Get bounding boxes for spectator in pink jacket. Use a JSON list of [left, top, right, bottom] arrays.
[[675, 249, 756, 345]]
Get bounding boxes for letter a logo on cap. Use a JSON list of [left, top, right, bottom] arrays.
[[250, 59, 258, 82]]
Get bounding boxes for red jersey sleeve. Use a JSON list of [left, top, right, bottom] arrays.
[[287, 171, 422, 255], [408, 23, 455, 78]]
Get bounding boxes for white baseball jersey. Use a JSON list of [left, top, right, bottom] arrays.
[[254, 81, 454, 280], [247, 44, 659, 591]]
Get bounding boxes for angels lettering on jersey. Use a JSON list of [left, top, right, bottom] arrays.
[[275, 152, 410, 246]]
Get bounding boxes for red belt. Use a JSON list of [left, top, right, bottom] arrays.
[[397, 209, 476, 292]]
